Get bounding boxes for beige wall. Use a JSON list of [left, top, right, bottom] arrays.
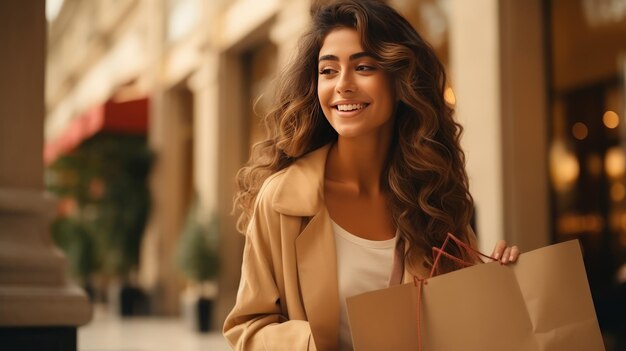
[[499, 0, 550, 251], [449, 0, 505, 253], [450, 0, 549, 252]]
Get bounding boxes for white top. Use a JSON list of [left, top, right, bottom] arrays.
[[332, 219, 397, 351]]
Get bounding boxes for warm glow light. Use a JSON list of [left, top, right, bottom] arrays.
[[611, 183, 626, 202], [557, 213, 604, 236], [444, 87, 456, 105], [572, 122, 588, 140], [549, 140, 580, 191], [603, 110, 620, 129], [605, 146, 626, 179]]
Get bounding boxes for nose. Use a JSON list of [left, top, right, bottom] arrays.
[[336, 71, 356, 94]]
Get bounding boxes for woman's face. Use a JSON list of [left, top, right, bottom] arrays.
[[317, 27, 396, 140]]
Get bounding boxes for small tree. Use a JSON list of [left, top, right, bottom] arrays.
[[47, 133, 152, 290], [176, 199, 219, 292], [50, 216, 100, 289], [176, 199, 220, 331]]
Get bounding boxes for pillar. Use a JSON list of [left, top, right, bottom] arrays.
[[449, 0, 549, 252], [0, 1, 92, 349]]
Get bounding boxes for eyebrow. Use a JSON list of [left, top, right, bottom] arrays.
[[318, 52, 373, 63]]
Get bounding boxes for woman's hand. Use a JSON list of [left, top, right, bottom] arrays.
[[491, 240, 519, 264]]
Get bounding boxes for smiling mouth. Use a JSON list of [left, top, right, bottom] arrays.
[[335, 103, 369, 112]]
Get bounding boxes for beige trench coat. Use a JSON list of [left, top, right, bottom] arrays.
[[223, 144, 460, 351]]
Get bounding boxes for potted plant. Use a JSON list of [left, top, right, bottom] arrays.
[[176, 199, 219, 332], [46, 133, 153, 315], [49, 213, 100, 300], [93, 135, 152, 316]]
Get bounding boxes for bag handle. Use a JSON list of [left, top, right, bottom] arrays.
[[413, 233, 499, 351], [428, 232, 498, 278]]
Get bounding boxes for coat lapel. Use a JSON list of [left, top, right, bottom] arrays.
[[271, 144, 339, 350], [295, 209, 339, 351]]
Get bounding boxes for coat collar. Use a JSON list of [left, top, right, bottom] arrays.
[[296, 208, 339, 350], [271, 144, 332, 216]]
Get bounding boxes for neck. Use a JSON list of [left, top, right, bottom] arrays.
[[325, 133, 392, 195]]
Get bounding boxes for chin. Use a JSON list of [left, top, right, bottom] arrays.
[[334, 127, 369, 139]]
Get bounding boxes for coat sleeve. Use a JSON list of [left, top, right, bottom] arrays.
[[223, 178, 316, 351]]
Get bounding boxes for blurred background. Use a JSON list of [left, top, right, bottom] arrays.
[[1, 0, 625, 350]]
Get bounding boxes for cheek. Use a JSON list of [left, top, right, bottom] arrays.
[[317, 80, 332, 99], [375, 79, 395, 108], [317, 81, 333, 115], [368, 79, 396, 120]]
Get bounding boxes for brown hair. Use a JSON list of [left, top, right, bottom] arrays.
[[234, 0, 475, 273]]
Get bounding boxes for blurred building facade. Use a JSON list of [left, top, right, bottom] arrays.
[[43, 0, 626, 341], [45, 0, 315, 328]]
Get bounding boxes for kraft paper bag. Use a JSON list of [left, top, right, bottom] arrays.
[[346, 240, 605, 351]]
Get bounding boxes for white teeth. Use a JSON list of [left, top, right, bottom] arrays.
[[337, 104, 366, 111]]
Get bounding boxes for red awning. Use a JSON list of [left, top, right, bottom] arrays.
[[44, 97, 149, 165]]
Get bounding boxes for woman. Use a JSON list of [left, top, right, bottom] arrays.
[[224, 1, 519, 350]]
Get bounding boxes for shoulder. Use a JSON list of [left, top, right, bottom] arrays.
[[245, 170, 288, 238], [255, 168, 289, 209], [255, 144, 331, 216]]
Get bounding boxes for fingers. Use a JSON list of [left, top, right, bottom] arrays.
[[501, 246, 512, 264], [509, 246, 520, 263], [491, 240, 507, 260], [491, 240, 520, 264]]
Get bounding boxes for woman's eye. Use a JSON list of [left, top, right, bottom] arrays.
[[356, 65, 375, 72], [319, 68, 336, 75]]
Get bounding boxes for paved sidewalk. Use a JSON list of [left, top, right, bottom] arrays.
[[79, 305, 230, 351]]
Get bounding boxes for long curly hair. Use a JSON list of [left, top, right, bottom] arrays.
[[234, 0, 475, 273]]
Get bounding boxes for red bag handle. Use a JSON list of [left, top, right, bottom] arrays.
[[413, 233, 499, 351], [428, 233, 498, 278]]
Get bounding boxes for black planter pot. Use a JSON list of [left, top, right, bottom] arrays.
[[196, 297, 214, 332], [82, 282, 96, 302], [119, 284, 149, 317]]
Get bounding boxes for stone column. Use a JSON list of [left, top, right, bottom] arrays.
[[450, 0, 504, 253], [214, 50, 246, 330], [498, 0, 550, 251], [0, 1, 92, 350], [188, 53, 225, 329], [449, 0, 549, 252], [143, 87, 190, 315]]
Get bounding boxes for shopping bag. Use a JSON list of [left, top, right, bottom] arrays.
[[346, 238, 605, 351]]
